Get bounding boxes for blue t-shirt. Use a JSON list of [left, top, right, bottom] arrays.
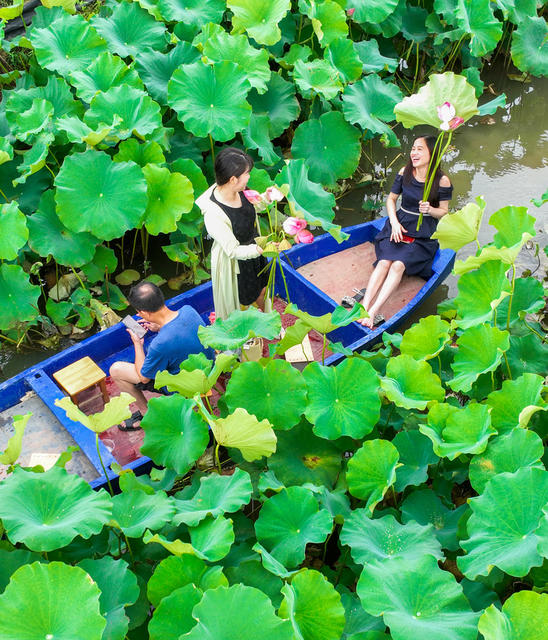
[[140, 306, 213, 379]]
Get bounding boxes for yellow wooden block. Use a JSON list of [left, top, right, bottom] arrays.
[[53, 356, 108, 405]]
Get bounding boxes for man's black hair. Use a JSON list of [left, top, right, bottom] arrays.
[[128, 281, 165, 313]]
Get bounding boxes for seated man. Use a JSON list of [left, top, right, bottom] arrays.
[[110, 281, 212, 430]]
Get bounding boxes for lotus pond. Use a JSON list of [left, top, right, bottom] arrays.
[[0, 1, 548, 640]]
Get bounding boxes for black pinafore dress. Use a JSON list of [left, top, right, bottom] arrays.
[[210, 190, 269, 306], [374, 173, 453, 279]]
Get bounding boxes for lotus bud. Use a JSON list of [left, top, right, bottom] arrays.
[[449, 116, 464, 130], [282, 217, 307, 235], [208, 311, 216, 324], [243, 189, 264, 204], [265, 186, 284, 202], [347, 8, 355, 17], [296, 229, 314, 244]]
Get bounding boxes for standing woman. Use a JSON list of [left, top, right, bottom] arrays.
[[358, 135, 453, 328], [196, 148, 268, 320]]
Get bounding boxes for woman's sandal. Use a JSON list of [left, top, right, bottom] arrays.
[[117, 410, 143, 431], [341, 287, 367, 308]]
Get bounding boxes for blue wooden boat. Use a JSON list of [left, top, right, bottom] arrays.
[[0, 220, 454, 489]]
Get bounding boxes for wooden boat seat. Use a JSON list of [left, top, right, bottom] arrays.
[[53, 356, 109, 408]]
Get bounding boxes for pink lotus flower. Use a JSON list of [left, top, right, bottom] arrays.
[[437, 102, 456, 131], [448, 116, 464, 130], [208, 311, 216, 324], [265, 186, 284, 203], [347, 8, 355, 17], [243, 189, 264, 204], [283, 217, 307, 235], [296, 229, 314, 244]]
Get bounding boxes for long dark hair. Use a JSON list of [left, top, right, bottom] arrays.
[[214, 147, 254, 186], [402, 135, 445, 207]]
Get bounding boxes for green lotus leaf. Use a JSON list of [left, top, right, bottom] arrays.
[[225, 359, 307, 431], [12, 97, 53, 141], [494, 0, 537, 24], [393, 430, 437, 492], [279, 569, 345, 640], [168, 61, 251, 141], [114, 140, 164, 167], [143, 531, 195, 557], [202, 30, 270, 94], [486, 373, 547, 434], [349, 0, 399, 23], [242, 114, 281, 165], [357, 555, 480, 640], [12, 133, 53, 187], [453, 260, 511, 329], [341, 511, 443, 566], [224, 557, 283, 607], [276, 159, 346, 242], [173, 468, 253, 526], [133, 43, 199, 107], [394, 71, 479, 130], [346, 439, 400, 512], [0, 137, 14, 166], [325, 37, 362, 83], [85, 85, 162, 141], [0, 201, 28, 260], [148, 583, 201, 640], [209, 408, 277, 462], [141, 395, 209, 474], [302, 0, 348, 46], [401, 488, 466, 551], [55, 149, 148, 241], [303, 358, 380, 440], [431, 196, 486, 251], [0, 413, 30, 466], [156, 353, 235, 398], [268, 419, 344, 488], [171, 157, 207, 196], [283, 303, 336, 334], [452, 0, 503, 56], [462, 67, 484, 98], [381, 354, 444, 410], [458, 467, 548, 579], [56, 115, 122, 147], [141, 164, 193, 235], [291, 111, 361, 187], [251, 542, 300, 580], [255, 486, 333, 568], [419, 402, 496, 460], [69, 51, 144, 103], [496, 276, 545, 328], [479, 590, 548, 640], [449, 324, 510, 393], [30, 13, 108, 77], [292, 59, 343, 100], [354, 38, 398, 73], [110, 490, 175, 538], [506, 333, 548, 379], [91, 1, 166, 59], [189, 515, 234, 562], [0, 549, 42, 594], [340, 590, 385, 638], [0, 466, 111, 551], [342, 74, 403, 139], [0, 264, 41, 331], [0, 0, 24, 19], [0, 562, 106, 640], [147, 555, 227, 607], [184, 583, 294, 640], [55, 393, 132, 435], [248, 72, 300, 138], [490, 204, 536, 248], [228, 0, 291, 45], [198, 307, 281, 350], [77, 557, 139, 640], [469, 428, 545, 493], [158, 0, 225, 26], [454, 238, 532, 275], [399, 315, 451, 361], [81, 244, 118, 284], [511, 16, 548, 76]]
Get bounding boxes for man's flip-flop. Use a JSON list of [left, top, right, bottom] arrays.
[[117, 410, 143, 431], [341, 287, 367, 308]]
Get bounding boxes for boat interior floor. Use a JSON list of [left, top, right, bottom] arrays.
[[297, 242, 425, 320]]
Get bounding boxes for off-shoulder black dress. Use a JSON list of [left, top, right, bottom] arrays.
[[374, 173, 453, 279]]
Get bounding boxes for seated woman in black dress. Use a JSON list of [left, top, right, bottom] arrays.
[[357, 135, 453, 328]]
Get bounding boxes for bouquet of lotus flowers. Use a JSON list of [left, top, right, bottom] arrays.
[[243, 186, 314, 304]]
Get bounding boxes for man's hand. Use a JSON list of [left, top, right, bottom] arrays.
[[138, 319, 160, 332], [127, 329, 144, 345]]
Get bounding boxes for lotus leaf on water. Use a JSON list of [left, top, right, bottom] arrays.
[[110, 489, 175, 538], [148, 583, 202, 640], [0, 263, 41, 331], [0, 562, 106, 640], [486, 373, 547, 433], [208, 408, 277, 462], [479, 590, 548, 640], [254, 486, 333, 567], [511, 16, 548, 76], [198, 307, 281, 350], [189, 515, 235, 562], [398, 314, 451, 361], [227, 0, 291, 46], [392, 429, 437, 491], [292, 58, 343, 100], [458, 467, 548, 579], [346, 439, 400, 511], [431, 196, 485, 251], [381, 354, 445, 410]]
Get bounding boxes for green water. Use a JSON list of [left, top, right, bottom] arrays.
[[1, 72, 547, 381]]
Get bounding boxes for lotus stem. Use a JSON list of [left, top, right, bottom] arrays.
[[321, 334, 327, 365], [120, 235, 125, 270], [490, 370, 495, 392], [123, 531, 134, 564], [503, 352, 512, 380], [44, 164, 56, 179], [55, 261, 60, 300], [391, 486, 398, 508], [0, 187, 9, 202], [130, 228, 139, 264], [0, 333, 18, 345], [524, 321, 546, 343], [95, 433, 114, 495], [506, 263, 516, 331], [278, 256, 291, 304], [70, 266, 86, 291], [412, 42, 420, 92], [437, 354, 442, 378], [215, 443, 222, 474], [208, 134, 215, 162]]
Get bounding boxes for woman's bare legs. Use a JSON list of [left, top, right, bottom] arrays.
[[357, 260, 392, 325], [361, 261, 406, 328]]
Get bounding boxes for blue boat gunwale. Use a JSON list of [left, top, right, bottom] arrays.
[[0, 219, 455, 490]]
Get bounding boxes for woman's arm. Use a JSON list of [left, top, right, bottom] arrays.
[[386, 170, 407, 242], [419, 175, 451, 219], [204, 210, 262, 260]]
